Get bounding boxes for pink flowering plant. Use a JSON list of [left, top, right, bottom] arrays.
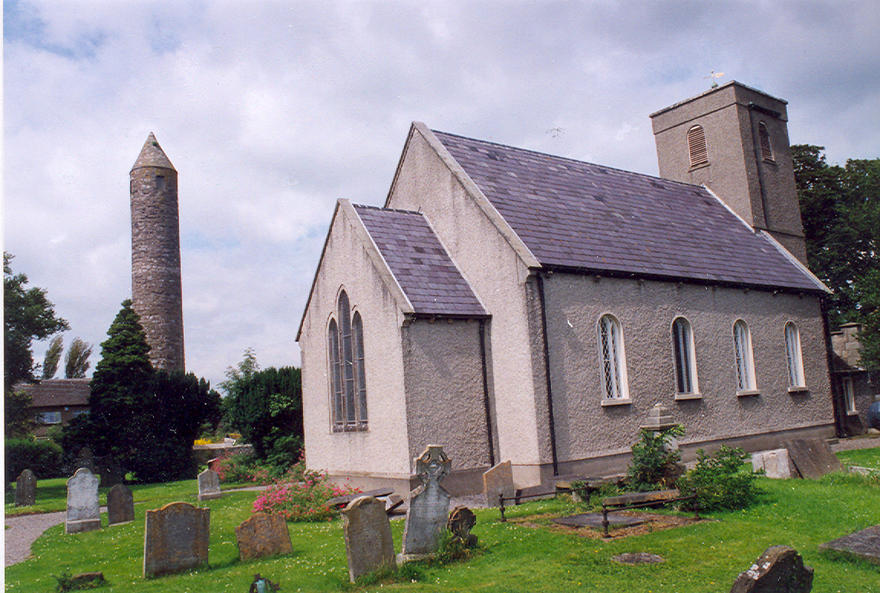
[[253, 467, 360, 522]]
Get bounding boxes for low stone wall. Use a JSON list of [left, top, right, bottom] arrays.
[[192, 444, 254, 465]]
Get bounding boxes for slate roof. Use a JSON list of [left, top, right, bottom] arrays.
[[434, 130, 823, 293], [354, 204, 487, 317], [15, 378, 91, 408]]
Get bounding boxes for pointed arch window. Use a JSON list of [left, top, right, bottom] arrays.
[[328, 290, 368, 430], [758, 122, 774, 162], [784, 322, 805, 389], [598, 314, 629, 401], [687, 125, 708, 167], [672, 317, 699, 396], [733, 320, 757, 393]]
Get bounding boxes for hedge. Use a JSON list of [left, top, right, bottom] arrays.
[[5, 438, 64, 483]]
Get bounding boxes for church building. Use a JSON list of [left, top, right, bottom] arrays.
[[297, 82, 835, 495]]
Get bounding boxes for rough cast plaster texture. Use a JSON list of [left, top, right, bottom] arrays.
[[300, 204, 412, 482], [542, 273, 834, 466], [402, 320, 490, 471], [386, 127, 543, 485], [652, 82, 806, 264], [130, 153, 185, 371]]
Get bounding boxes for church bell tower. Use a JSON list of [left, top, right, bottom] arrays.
[[130, 133, 185, 371], [650, 81, 807, 264]]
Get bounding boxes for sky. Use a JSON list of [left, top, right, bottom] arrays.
[[4, 0, 880, 390]]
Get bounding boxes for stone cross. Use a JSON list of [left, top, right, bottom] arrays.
[[66, 467, 101, 534], [341, 496, 395, 582], [197, 469, 222, 501], [108, 483, 134, 525], [235, 513, 293, 561], [143, 502, 210, 577], [401, 445, 452, 558], [15, 469, 36, 507]]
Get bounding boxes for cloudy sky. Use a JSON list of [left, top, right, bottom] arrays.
[[5, 0, 879, 389]]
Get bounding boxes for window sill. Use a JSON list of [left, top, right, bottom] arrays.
[[331, 424, 369, 433], [601, 398, 632, 407], [736, 389, 761, 397], [787, 386, 809, 394], [674, 392, 703, 401], [846, 410, 859, 416]]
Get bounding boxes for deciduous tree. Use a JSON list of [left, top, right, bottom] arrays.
[[42, 335, 63, 379], [64, 337, 93, 378]]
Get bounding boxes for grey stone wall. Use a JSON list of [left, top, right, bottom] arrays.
[[130, 159, 185, 371]]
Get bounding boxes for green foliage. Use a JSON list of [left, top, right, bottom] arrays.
[[221, 349, 303, 466], [62, 300, 221, 483], [626, 425, 684, 491], [793, 146, 880, 368], [5, 390, 35, 438], [4, 252, 69, 389], [5, 438, 64, 483], [64, 337, 93, 379], [53, 571, 106, 592], [42, 335, 64, 379], [676, 445, 760, 511]]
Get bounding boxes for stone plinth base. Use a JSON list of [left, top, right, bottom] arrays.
[[66, 519, 101, 534]]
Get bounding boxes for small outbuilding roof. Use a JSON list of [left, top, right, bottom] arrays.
[[16, 378, 91, 408], [353, 204, 487, 317], [434, 130, 825, 293]]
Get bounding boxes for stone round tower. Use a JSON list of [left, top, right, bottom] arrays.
[[130, 133, 185, 371]]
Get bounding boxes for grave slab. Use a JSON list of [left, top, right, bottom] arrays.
[[552, 512, 647, 529], [819, 525, 880, 565], [784, 438, 841, 479], [235, 513, 293, 561], [143, 502, 210, 577], [751, 449, 794, 479], [342, 496, 395, 582], [66, 468, 101, 534], [15, 469, 36, 507]]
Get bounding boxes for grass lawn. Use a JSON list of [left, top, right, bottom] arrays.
[[836, 447, 880, 470], [5, 467, 880, 593]]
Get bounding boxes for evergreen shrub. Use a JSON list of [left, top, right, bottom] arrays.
[[677, 445, 760, 511], [5, 438, 64, 482]]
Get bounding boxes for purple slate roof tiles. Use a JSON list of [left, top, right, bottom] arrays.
[[434, 130, 822, 293], [353, 204, 487, 317]]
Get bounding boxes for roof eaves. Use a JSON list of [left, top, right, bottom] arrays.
[[412, 122, 542, 270]]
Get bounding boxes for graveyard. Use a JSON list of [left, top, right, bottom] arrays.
[[5, 447, 880, 593]]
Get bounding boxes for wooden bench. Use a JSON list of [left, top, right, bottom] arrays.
[[600, 488, 696, 537]]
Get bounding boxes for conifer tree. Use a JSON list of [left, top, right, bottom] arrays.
[[42, 335, 63, 379]]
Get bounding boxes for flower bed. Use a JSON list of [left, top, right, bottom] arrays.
[[253, 469, 360, 521]]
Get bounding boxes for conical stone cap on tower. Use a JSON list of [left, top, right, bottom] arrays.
[[131, 132, 176, 172]]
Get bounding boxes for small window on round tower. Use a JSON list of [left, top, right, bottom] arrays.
[[687, 125, 708, 167], [155, 175, 166, 191], [758, 122, 774, 162]]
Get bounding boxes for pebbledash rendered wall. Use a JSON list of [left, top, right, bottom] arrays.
[[538, 272, 834, 479], [386, 124, 548, 487], [299, 203, 412, 491]]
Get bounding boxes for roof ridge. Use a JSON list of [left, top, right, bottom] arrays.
[[431, 128, 709, 193], [352, 203, 424, 216]]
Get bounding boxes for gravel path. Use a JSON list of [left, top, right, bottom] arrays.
[[6, 437, 878, 567]]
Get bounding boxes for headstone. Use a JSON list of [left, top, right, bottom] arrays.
[[751, 449, 794, 479], [235, 513, 293, 561], [97, 456, 124, 488], [108, 483, 135, 525], [143, 501, 210, 577], [197, 469, 222, 501], [784, 439, 841, 478], [341, 496, 395, 582], [66, 467, 101, 534], [14, 469, 36, 507], [730, 545, 813, 593], [482, 460, 514, 505], [401, 445, 452, 559], [819, 525, 880, 565], [447, 506, 477, 547]]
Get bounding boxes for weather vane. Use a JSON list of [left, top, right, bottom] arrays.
[[705, 70, 725, 88]]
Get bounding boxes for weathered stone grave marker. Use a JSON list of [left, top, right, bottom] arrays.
[[76, 447, 96, 472], [235, 513, 293, 561], [482, 460, 514, 505], [730, 545, 813, 593], [784, 438, 841, 479], [819, 525, 880, 565], [401, 445, 452, 559], [97, 456, 124, 488], [66, 467, 101, 534], [108, 483, 134, 525], [341, 496, 395, 582], [447, 506, 477, 547], [143, 502, 210, 577], [15, 468, 36, 507], [197, 468, 222, 501], [751, 449, 793, 479]]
